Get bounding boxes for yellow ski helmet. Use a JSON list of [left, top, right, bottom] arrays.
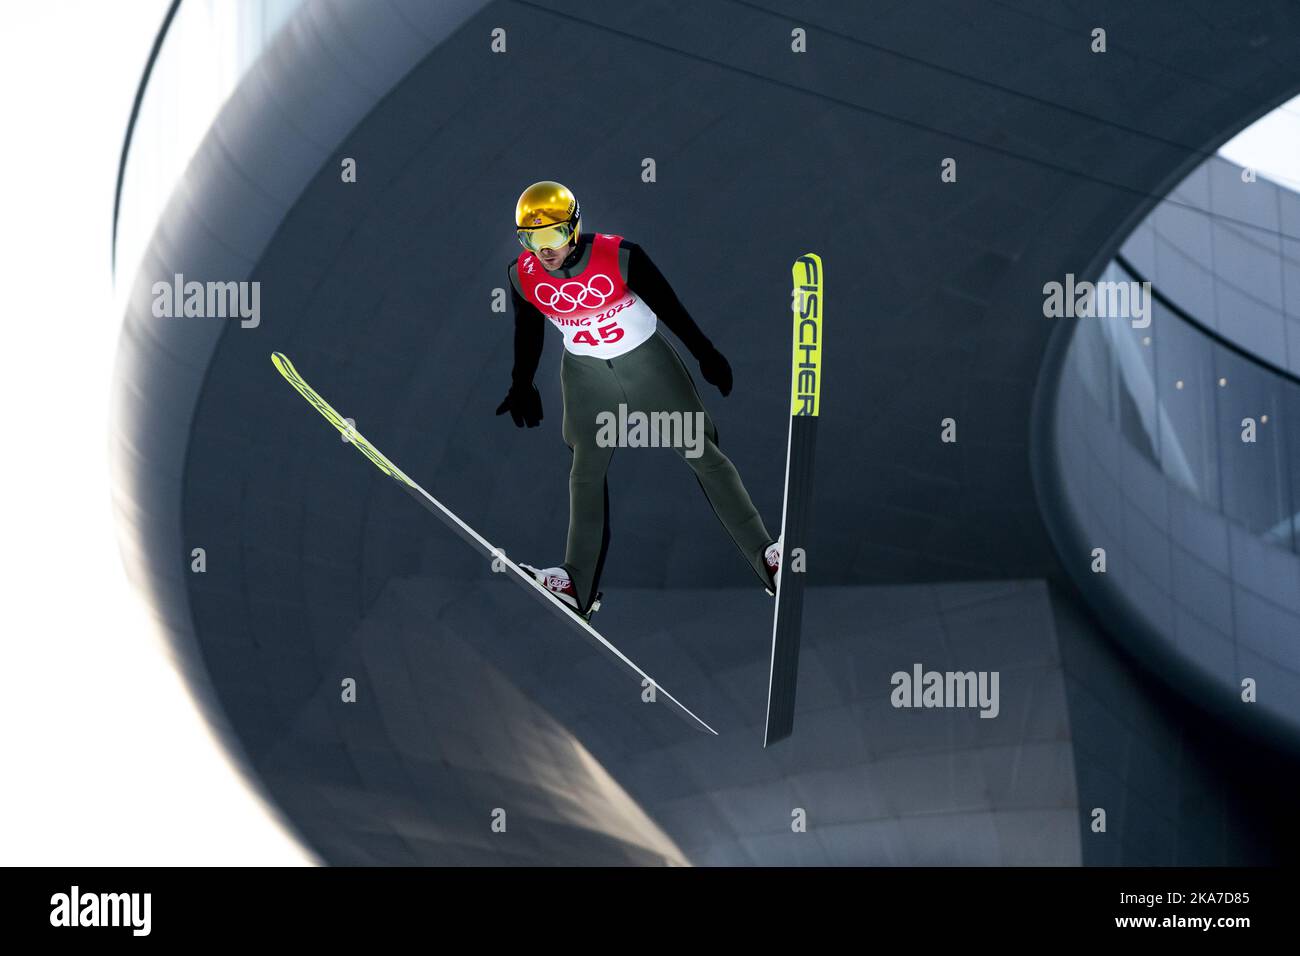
[[515, 181, 581, 252]]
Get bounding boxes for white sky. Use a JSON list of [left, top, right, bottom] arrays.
[[0, 1, 312, 865], [1218, 92, 1300, 194]]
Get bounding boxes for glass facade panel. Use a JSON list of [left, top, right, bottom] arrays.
[[1076, 259, 1300, 556]]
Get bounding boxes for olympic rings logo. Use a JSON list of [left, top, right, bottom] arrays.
[[534, 274, 615, 314]]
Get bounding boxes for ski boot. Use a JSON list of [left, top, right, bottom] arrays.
[[763, 540, 782, 597], [519, 564, 602, 622]]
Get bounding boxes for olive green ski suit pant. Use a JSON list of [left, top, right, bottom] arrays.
[[559, 330, 773, 611]]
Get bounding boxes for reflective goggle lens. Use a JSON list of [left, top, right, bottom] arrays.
[[517, 221, 575, 252]]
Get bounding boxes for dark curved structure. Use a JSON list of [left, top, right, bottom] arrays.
[[112, 0, 1300, 864]]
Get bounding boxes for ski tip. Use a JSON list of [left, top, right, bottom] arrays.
[[271, 352, 295, 378]]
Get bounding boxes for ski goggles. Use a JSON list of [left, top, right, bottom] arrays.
[[517, 220, 576, 253]]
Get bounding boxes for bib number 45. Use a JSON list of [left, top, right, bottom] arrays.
[[573, 322, 624, 348]]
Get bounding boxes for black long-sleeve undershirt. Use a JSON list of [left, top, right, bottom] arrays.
[[507, 285, 546, 390], [505, 237, 718, 388]]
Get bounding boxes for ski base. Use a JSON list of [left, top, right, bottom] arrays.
[[764, 253, 823, 747]]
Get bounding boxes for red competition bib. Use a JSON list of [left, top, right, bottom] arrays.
[[517, 233, 657, 358]]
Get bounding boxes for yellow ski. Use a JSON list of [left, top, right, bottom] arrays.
[[271, 352, 717, 736]]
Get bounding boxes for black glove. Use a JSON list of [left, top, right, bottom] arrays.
[[495, 382, 543, 428], [698, 347, 733, 397]]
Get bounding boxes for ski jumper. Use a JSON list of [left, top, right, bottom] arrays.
[[507, 233, 773, 611]]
